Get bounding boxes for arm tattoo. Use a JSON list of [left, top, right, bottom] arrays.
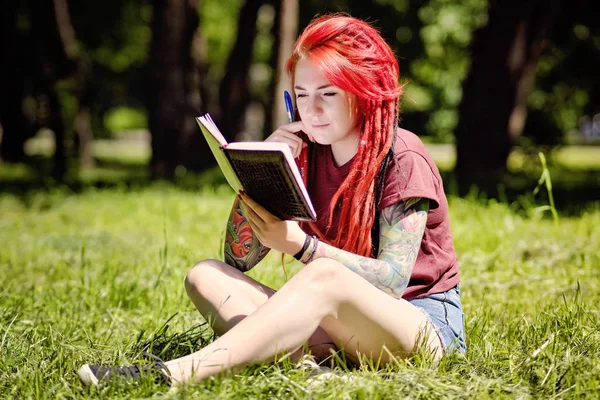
[[223, 197, 270, 272], [310, 198, 429, 299]]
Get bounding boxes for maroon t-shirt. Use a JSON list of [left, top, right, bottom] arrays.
[[303, 128, 460, 300]]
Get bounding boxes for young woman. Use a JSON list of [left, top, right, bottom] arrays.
[[78, 14, 465, 386]]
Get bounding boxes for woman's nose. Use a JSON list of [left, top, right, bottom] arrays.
[[305, 96, 323, 117]]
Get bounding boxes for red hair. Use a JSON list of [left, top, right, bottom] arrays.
[[287, 14, 402, 257]]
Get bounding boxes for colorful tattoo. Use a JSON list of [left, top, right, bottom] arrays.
[[224, 198, 270, 272], [308, 198, 429, 299]]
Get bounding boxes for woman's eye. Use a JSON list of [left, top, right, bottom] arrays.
[[323, 92, 337, 97], [296, 93, 307, 99]]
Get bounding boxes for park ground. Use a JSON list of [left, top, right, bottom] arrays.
[[0, 137, 599, 398]]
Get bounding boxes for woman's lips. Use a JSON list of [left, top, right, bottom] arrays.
[[311, 123, 329, 129]]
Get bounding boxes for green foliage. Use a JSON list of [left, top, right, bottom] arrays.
[[251, 5, 277, 99], [525, 18, 600, 146], [297, 0, 489, 142], [44, 0, 155, 139], [199, 0, 243, 84], [72, 0, 152, 72], [103, 107, 148, 134], [407, 0, 488, 142]]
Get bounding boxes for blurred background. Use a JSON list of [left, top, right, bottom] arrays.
[[1, 0, 598, 208]]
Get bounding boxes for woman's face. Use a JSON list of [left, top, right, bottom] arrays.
[[294, 58, 361, 150]]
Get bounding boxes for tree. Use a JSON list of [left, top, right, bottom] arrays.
[[266, 0, 299, 136], [146, 0, 203, 179], [0, 1, 30, 164], [0, 0, 85, 180], [146, 0, 277, 179], [217, 0, 271, 142], [455, 0, 562, 194], [523, 0, 600, 146], [54, 0, 96, 169]]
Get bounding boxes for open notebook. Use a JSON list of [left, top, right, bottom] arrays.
[[196, 114, 316, 221]]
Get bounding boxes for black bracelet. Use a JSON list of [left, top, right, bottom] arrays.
[[293, 234, 311, 260]]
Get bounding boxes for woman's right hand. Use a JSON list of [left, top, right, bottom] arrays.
[[265, 121, 313, 158]]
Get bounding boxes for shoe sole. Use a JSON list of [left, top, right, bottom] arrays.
[[77, 365, 99, 386]]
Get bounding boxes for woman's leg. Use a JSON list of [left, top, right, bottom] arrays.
[[165, 258, 442, 383], [184, 259, 276, 335], [184, 259, 335, 359]]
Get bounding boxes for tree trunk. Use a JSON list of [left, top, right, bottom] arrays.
[[267, 0, 298, 135], [455, 0, 562, 195], [175, 17, 214, 172], [74, 107, 94, 169], [51, 0, 96, 170], [0, 2, 29, 163], [31, 0, 76, 180], [146, 0, 202, 179], [217, 0, 269, 142], [59, 0, 94, 170]]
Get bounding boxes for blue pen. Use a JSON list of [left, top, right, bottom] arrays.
[[284, 90, 294, 123], [284, 90, 307, 183]]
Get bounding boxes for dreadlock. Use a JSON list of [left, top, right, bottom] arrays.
[[287, 14, 402, 257]]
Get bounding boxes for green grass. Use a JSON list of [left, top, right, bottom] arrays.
[[1, 179, 599, 399]]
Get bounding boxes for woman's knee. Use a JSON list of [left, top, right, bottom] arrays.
[[295, 258, 346, 294], [184, 259, 232, 295]]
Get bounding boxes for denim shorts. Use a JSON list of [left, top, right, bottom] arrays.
[[408, 284, 467, 354]]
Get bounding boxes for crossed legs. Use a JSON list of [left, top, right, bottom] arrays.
[[182, 259, 335, 360], [164, 258, 442, 383]]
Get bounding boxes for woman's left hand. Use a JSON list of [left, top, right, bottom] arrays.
[[238, 192, 306, 255]]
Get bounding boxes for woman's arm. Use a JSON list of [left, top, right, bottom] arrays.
[[236, 192, 428, 298], [306, 198, 429, 299], [223, 197, 271, 272]]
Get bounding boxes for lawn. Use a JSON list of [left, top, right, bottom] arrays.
[[0, 151, 599, 398]]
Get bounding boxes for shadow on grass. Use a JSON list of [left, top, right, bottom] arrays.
[[1, 155, 599, 216], [132, 315, 216, 361], [0, 155, 228, 204], [439, 167, 600, 216]]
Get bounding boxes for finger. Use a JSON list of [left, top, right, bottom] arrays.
[[291, 139, 302, 158], [287, 121, 315, 143], [277, 136, 302, 157], [265, 132, 303, 157], [240, 192, 279, 222], [274, 131, 308, 157], [290, 121, 313, 142], [239, 196, 265, 227], [279, 121, 306, 133], [266, 131, 303, 146], [244, 212, 264, 242], [299, 141, 308, 157], [267, 122, 307, 139]]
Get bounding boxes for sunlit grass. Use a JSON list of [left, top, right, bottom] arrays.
[[24, 134, 150, 165], [92, 137, 150, 165], [0, 181, 599, 398], [551, 145, 600, 170], [2, 136, 600, 398]]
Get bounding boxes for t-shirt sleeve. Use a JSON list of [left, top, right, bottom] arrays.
[[378, 150, 440, 210]]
